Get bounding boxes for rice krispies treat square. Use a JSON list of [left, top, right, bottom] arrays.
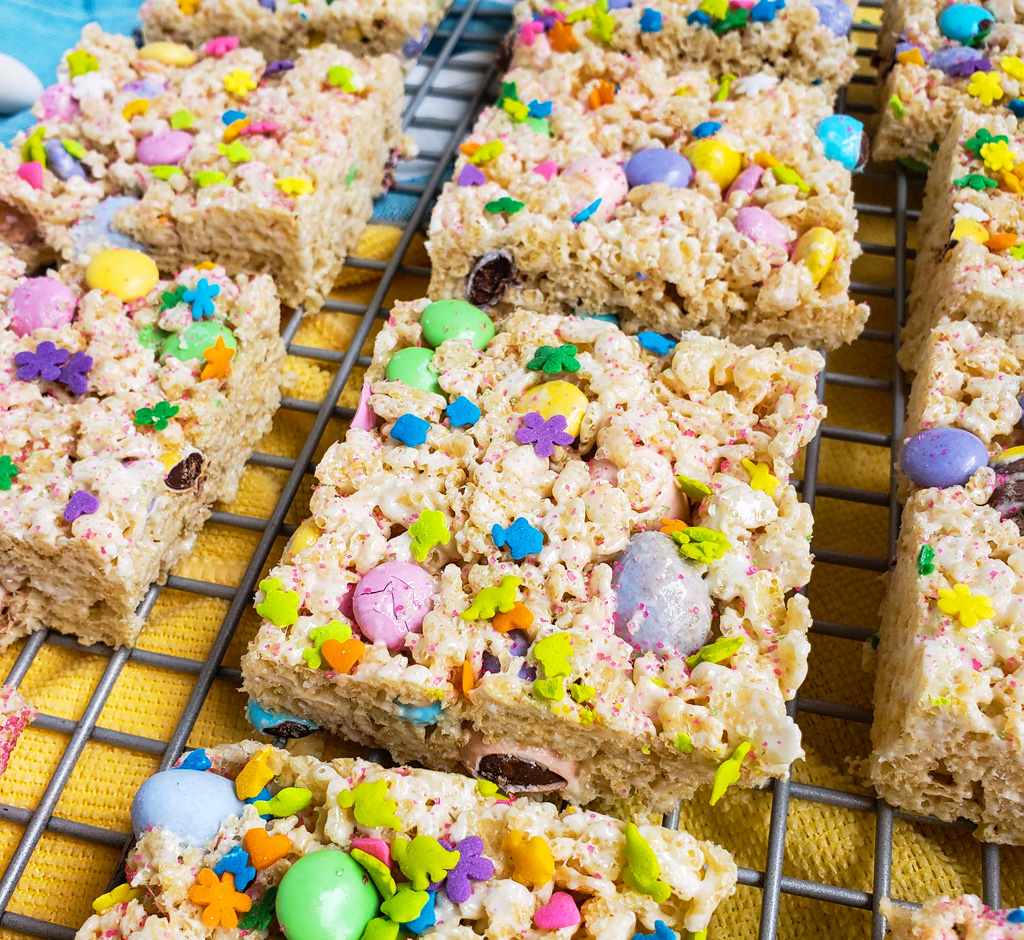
[[874, 320, 1024, 842], [425, 49, 868, 351], [76, 742, 737, 940], [0, 25, 405, 312], [0, 685, 35, 777], [873, 0, 1024, 164], [0, 245, 284, 649], [140, 0, 453, 64], [903, 110, 1024, 373], [511, 0, 858, 98], [883, 895, 1024, 939], [242, 297, 825, 810]]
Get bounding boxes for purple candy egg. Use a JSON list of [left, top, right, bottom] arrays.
[[7, 277, 77, 336], [736, 207, 789, 247], [811, 0, 853, 36], [122, 77, 167, 98], [900, 427, 989, 488], [624, 148, 693, 189], [507, 629, 530, 656], [44, 138, 85, 181], [352, 562, 436, 649], [136, 130, 194, 167]]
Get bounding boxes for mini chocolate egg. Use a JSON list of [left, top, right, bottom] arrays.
[[136, 130, 194, 166], [276, 850, 381, 940], [385, 347, 441, 394], [683, 139, 743, 189], [938, 3, 993, 42], [735, 207, 789, 248], [624, 148, 693, 189], [514, 381, 589, 437], [420, 299, 495, 350], [816, 114, 869, 171], [901, 427, 989, 488], [71, 196, 148, 256], [131, 768, 245, 845], [7, 277, 76, 336], [811, 0, 853, 35], [352, 562, 436, 649], [792, 227, 837, 284], [85, 248, 159, 301]]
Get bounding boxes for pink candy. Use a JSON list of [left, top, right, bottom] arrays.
[[136, 130, 194, 167], [735, 206, 790, 249], [38, 83, 78, 121], [533, 160, 557, 181], [351, 381, 378, 431], [534, 893, 580, 929], [725, 164, 763, 200], [352, 562, 436, 649], [17, 162, 42, 189], [560, 157, 628, 223], [351, 838, 391, 869], [203, 35, 240, 55], [7, 277, 77, 336]]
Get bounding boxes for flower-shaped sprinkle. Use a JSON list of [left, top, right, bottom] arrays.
[[188, 869, 252, 929], [527, 343, 580, 373], [1002, 55, 1024, 80], [516, 412, 574, 457], [965, 128, 1008, 155], [183, 278, 220, 319], [15, 341, 68, 382], [201, 336, 235, 380], [968, 71, 1004, 106], [218, 140, 251, 163], [953, 173, 998, 190], [66, 50, 98, 79], [223, 69, 256, 98], [980, 139, 1016, 172], [937, 583, 994, 628], [0, 456, 19, 491], [204, 35, 240, 56], [444, 836, 495, 903], [59, 350, 92, 395], [671, 526, 730, 563], [134, 401, 180, 431], [276, 177, 315, 196]]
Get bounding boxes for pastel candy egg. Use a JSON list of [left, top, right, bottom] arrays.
[[420, 299, 495, 350], [284, 518, 321, 561], [560, 157, 628, 222], [276, 850, 381, 940], [161, 320, 237, 362], [394, 699, 444, 725], [136, 322, 170, 351], [385, 347, 441, 394], [930, 45, 986, 74], [623, 148, 693, 189], [7, 277, 77, 336], [792, 227, 837, 284], [37, 83, 78, 121], [514, 380, 589, 437], [901, 427, 989, 488], [725, 164, 763, 199], [938, 3, 993, 42], [0, 53, 43, 117], [137, 42, 197, 67], [246, 699, 318, 738], [136, 130, 194, 166], [131, 769, 245, 844], [952, 217, 989, 244], [85, 248, 159, 301], [43, 138, 85, 181], [736, 207, 789, 247], [683, 139, 743, 189], [353, 562, 436, 649], [122, 77, 167, 98], [611, 531, 713, 657], [816, 114, 868, 172], [811, 0, 853, 35], [71, 195, 148, 255]]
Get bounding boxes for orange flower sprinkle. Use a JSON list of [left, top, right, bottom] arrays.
[[188, 869, 251, 929]]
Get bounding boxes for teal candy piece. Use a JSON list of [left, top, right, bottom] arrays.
[[420, 300, 495, 350], [276, 850, 380, 940], [160, 320, 237, 363], [136, 322, 169, 351], [393, 699, 444, 725], [385, 347, 442, 394], [938, 3, 993, 42], [816, 114, 867, 172]]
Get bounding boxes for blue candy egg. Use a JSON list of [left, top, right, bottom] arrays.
[[246, 698, 319, 738], [393, 699, 444, 725], [938, 3, 993, 42], [70, 195, 147, 255], [131, 769, 245, 845], [811, 0, 853, 36], [43, 138, 85, 181], [611, 531, 712, 658], [624, 148, 693, 189], [900, 427, 989, 488], [929, 45, 987, 73], [816, 114, 868, 171]]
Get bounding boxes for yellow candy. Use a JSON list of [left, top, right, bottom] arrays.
[[514, 380, 589, 437], [159, 451, 181, 471], [683, 139, 742, 189], [950, 217, 989, 245], [85, 249, 159, 301], [137, 42, 197, 66], [235, 747, 274, 799], [285, 518, 321, 560], [791, 227, 837, 285]]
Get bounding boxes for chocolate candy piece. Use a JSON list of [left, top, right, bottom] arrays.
[[131, 768, 245, 844], [987, 449, 1024, 533], [165, 451, 205, 491], [246, 699, 318, 738], [466, 251, 517, 306], [477, 754, 568, 790], [900, 427, 988, 489], [624, 148, 693, 189]]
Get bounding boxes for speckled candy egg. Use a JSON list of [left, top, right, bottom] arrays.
[[7, 277, 76, 336], [560, 157, 628, 222], [161, 320, 237, 362], [736, 207, 789, 247], [131, 768, 245, 844], [85, 248, 159, 301], [683, 139, 743, 189], [514, 380, 589, 436], [816, 115, 868, 171], [725, 164, 764, 199], [71, 195, 147, 256], [811, 0, 853, 36], [901, 427, 989, 488], [611, 531, 713, 657], [352, 562, 437, 649], [623, 148, 693, 189], [930, 45, 988, 74], [938, 3, 994, 42], [136, 130, 194, 166], [792, 227, 837, 284]]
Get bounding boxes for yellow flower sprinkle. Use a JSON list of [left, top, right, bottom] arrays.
[[223, 69, 257, 99], [276, 177, 315, 196], [980, 139, 1015, 172], [967, 71, 1004, 107], [1001, 55, 1024, 81], [937, 583, 994, 629]]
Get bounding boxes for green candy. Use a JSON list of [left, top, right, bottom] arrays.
[[420, 299, 494, 351], [276, 850, 380, 940], [136, 323, 169, 351], [385, 347, 441, 394], [160, 321, 237, 363]]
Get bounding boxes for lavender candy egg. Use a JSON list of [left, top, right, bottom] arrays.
[[561, 157, 628, 222], [900, 427, 989, 488], [122, 77, 167, 98], [43, 138, 86, 181], [70, 195, 147, 255], [352, 562, 436, 649], [136, 130, 194, 166], [612, 531, 712, 658], [624, 148, 693, 189], [7, 277, 77, 336], [811, 0, 853, 36], [736, 207, 789, 247], [929, 45, 987, 74]]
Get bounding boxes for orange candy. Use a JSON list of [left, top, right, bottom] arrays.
[[986, 232, 1017, 251], [549, 21, 579, 53], [188, 869, 252, 928], [492, 601, 534, 634], [588, 80, 615, 109], [244, 827, 292, 870], [321, 637, 365, 673]]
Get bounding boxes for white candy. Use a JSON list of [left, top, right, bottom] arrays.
[[953, 202, 990, 222], [0, 53, 43, 117], [732, 73, 779, 97]]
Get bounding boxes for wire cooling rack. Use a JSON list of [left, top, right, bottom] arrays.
[[0, 2, 1012, 938]]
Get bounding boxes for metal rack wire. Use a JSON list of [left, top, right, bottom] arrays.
[[0, 1, 1008, 937]]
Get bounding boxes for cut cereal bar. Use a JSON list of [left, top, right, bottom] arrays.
[[76, 741, 737, 940], [426, 47, 868, 350], [511, 0, 857, 98], [903, 109, 1024, 372], [873, 318, 1024, 843], [874, 0, 1024, 165], [0, 685, 35, 777], [0, 243, 284, 648], [140, 0, 454, 65], [241, 296, 825, 810], [0, 25, 405, 311], [883, 895, 1024, 939]]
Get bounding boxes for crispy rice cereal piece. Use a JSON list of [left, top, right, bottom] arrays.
[[873, 0, 1024, 164], [883, 895, 1024, 939], [0, 245, 284, 648], [903, 110, 1024, 372], [0, 25, 404, 311], [0, 686, 36, 777], [77, 742, 736, 940], [241, 298, 825, 810], [512, 0, 857, 97], [874, 320, 1024, 843], [425, 49, 867, 351], [140, 0, 452, 63]]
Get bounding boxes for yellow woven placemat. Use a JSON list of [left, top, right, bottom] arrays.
[[1, 35, 1023, 940]]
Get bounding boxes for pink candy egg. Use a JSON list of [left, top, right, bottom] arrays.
[[560, 157, 628, 222], [7, 277, 77, 336], [725, 164, 764, 200], [352, 562, 436, 649], [736, 206, 789, 248], [136, 130, 194, 167], [38, 83, 78, 121]]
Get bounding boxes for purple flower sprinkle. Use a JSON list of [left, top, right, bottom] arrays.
[[515, 411, 575, 457], [14, 341, 69, 382], [59, 350, 93, 395]]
